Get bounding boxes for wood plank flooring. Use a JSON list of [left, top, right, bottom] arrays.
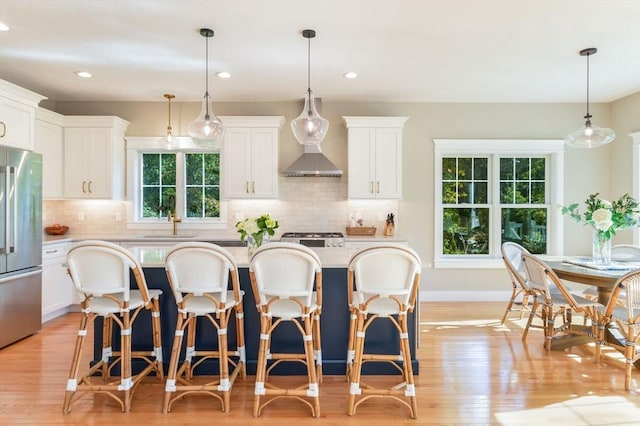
[[2, 302, 640, 425]]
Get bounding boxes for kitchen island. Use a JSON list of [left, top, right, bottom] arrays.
[[95, 245, 419, 375]]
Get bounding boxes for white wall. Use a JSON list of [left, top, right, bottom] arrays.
[[49, 99, 617, 299]]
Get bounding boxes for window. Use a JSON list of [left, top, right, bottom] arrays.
[[126, 137, 227, 230], [434, 139, 565, 268]]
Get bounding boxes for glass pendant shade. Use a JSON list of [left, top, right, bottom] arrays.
[[565, 47, 615, 149], [565, 118, 615, 148], [159, 93, 178, 149], [188, 91, 224, 147], [188, 28, 224, 148], [291, 90, 329, 145]]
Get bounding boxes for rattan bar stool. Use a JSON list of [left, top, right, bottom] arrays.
[[63, 240, 163, 413], [249, 242, 323, 417], [162, 242, 246, 413], [346, 245, 421, 418]]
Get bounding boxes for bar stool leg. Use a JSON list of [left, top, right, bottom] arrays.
[[313, 314, 323, 383], [150, 296, 164, 380], [63, 312, 91, 413], [347, 311, 366, 416], [163, 312, 188, 413], [399, 312, 417, 418], [253, 312, 271, 417], [234, 304, 247, 380], [345, 310, 357, 381]]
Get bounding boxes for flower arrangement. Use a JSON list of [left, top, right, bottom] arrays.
[[561, 192, 640, 238], [235, 213, 279, 248]]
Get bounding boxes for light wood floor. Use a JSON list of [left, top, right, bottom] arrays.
[[2, 302, 640, 425]]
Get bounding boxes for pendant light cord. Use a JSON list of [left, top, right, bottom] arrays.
[[585, 51, 591, 120], [204, 33, 210, 118], [307, 33, 312, 106]]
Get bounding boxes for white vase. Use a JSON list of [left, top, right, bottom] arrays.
[[592, 230, 611, 264]]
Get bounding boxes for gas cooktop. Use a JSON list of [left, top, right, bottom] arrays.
[[281, 232, 344, 238]]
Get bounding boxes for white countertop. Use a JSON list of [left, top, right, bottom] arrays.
[[129, 245, 358, 268]]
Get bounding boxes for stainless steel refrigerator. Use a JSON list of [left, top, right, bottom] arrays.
[[0, 146, 42, 348]]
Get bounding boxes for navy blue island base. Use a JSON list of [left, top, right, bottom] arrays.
[[93, 265, 418, 376]]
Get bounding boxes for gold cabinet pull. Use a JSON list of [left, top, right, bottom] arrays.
[[88, 181, 93, 193], [370, 181, 374, 194], [252, 181, 255, 194], [82, 181, 87, 193], [376, 181, 380, 193], [245, 181, 249, 193], [0, 122, 5, 138]]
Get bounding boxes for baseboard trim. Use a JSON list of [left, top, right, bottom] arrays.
[[420, 290, 511, 302]]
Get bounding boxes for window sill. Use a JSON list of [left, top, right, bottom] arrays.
[[434, 254, 563, 269], [125, 220, 228, 232]]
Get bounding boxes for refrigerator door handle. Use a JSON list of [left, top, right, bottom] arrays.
[[8, 166, 16, 253], [1, 165, 6, 255]]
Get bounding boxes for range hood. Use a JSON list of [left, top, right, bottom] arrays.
[[283, 143, 343, 177]]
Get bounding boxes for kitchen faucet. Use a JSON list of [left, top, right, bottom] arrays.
[[166, 194, 182, 236]]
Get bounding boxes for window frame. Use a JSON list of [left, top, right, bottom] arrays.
[[433, 139, 565, 269], [125, 136, 228, 231]]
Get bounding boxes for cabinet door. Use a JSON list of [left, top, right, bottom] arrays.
[[223, 128, 252, 199], [42, 244, 74, 319], [64, 128, 112, 198], [348, 128, 376, 199], [250, 128, 278, 199], [374, 128, 402, 199], [0, 96, 34, 151], [35, 119, 64, 198]]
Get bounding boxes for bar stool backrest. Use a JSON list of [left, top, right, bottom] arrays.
[[250, 242, 321, 307], [67, 240, 140, 301], [164, 242, 238, 304], [348, 245, 421, 306]]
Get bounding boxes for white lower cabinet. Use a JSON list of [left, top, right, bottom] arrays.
[[42, 242, 75, 321]]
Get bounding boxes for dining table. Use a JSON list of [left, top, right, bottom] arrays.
[[547, 258, 640, 366], [546, 259, 633, 305]]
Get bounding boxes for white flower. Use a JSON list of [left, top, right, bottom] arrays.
[[243, 219, 260, 235], [592, 208, 613, 231], [601, 199, 612, 208]]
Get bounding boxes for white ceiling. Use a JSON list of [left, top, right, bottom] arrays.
[[1, 0, 640, 104]]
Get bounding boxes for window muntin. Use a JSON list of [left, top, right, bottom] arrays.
[[141, 153, 176, 218], [440, 153, 550, 257], [185, 153, 220, 218]]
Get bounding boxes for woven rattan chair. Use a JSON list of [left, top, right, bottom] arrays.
[[500, 242, 534, 324], [521, 253, 602, 351], [595, 269, 640, 391], [249, 242, 323, 417], [63, 240, 163, 413], [346, 245, 422, 418], [162, 242, 246, 413]]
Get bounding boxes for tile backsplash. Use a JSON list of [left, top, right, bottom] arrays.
[[43, 177, 399, 237]]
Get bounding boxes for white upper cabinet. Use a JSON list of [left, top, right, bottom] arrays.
[[0, 79, 46, 151], [221, 116, 284, 199], [34, 108, 64, 198], [343, 116, 408, 199], [63, 116, 130, 199]]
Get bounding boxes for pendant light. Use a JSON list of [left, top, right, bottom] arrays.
[[565, 47, 615, 148], [160, 93, 178, 149], [188, 28, 224, 147], [290, 29, 329, 145]]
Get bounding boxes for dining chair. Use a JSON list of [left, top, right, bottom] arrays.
[[521, 253, 603, 351], [595, 269, 640, 391], [63, 240, 164, 413], [346, 245, 422, 418], [249, 242, 323, 417], [500, 241, 534, 325], [162, 242, 246, 413]]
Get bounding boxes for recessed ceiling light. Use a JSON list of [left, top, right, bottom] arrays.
[[343, 72, 358, 79], [0, 22, 10, 31], [75, 71, 92, 78], [216, 71, 231, 79]]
